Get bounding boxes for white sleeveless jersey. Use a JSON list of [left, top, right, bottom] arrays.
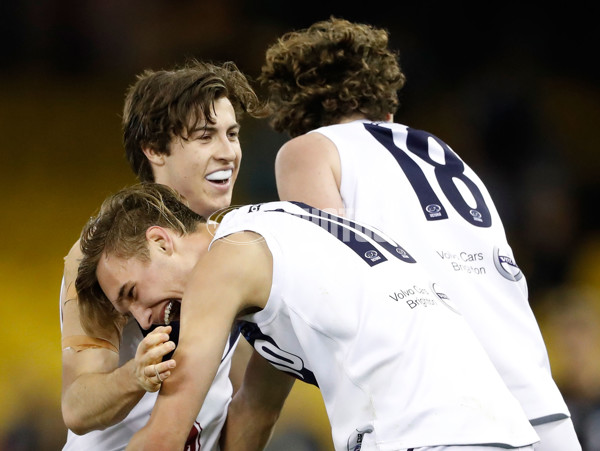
[[213, 202, 538, 450], [59, 278, 236, 451], [311, 120, 570, 423]]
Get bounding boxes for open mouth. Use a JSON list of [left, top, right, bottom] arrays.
[[205, 169, 233, 185], [164, 300, 181, 325]]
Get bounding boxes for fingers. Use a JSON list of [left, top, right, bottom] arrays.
[[140, 325, 172, 350], [139, 360, 176, 392], [137, 326, 176, 362], [135, 326, 177, 392], [146, 361, 176, 384], [154, 363, 162, 382]]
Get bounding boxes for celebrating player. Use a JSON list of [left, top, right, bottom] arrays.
[[258, 16, 580, 450], [76, 182, 539, 451], [60, 60, 267, 450]]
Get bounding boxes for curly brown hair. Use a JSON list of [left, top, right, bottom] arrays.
[[259, 17, 406, 138], [123, 60, 266, 182], [75, 183, 205, 337]]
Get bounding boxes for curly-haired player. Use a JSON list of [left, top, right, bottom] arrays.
[[259, 17, 580, 450]]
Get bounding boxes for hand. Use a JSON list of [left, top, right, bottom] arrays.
[[135, 325, 176, 392]]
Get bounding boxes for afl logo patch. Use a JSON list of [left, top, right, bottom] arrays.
[[425, 204, 443, 218], [364, 250, 381, 262], [395, 247, 409, 258], [493, 246, 523, 281], [470, 209, 483, 222]]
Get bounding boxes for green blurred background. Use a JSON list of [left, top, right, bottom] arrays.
[[1, 2, 598, 450]]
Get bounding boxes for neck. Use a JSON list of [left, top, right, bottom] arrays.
[[184, 223, 216, 258], [338, 113, 368, 124], [338, 112, 393, 124]]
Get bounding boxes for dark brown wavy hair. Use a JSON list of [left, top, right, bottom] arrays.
[[259, 17, 406, 137], [123, 60, 265, 182]]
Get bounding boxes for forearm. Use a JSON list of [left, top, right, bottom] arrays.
[[221, 389, 282, 451], [60, 243, 155, 434], [229, 337, 253, 394], [221, 352, 294, 451], [62, 358, 145, 434]]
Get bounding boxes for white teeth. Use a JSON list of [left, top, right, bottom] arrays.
[[164, 301, 173, 325], [206, 169, 232, 181]]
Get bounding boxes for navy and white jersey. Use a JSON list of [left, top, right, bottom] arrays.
[[311, 120, 570, 424], [59, 281, 238, 451], [213, 202, 538, 450]]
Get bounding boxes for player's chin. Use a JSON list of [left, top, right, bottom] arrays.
[[210, 192, 234, 213], [190, 193, 232, 218]]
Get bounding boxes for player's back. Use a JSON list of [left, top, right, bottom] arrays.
[[313, 120, 570, 423], [213, 202, 538, 450]]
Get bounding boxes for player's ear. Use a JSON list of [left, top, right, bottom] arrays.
[[146, 226, 174, 255], [142, 146, 166, 166]]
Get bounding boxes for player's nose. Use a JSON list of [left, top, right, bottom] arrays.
[[130, 304, 153, 329]]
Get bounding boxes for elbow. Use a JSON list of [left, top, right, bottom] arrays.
[[62, 413, 89, 436], [62, 405, 104, 435]]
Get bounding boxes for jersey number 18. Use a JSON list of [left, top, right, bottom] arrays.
[[365, 123, 492, 228]]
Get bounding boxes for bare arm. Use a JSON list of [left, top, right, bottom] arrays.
[[221, 350, 295, 451], [275, 132, 345, 214], [228, 336, 253, 395], [61, 241, 176, 434], [127, 231, 274, 450]]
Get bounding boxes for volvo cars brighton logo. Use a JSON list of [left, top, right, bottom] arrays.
[[493, 246, 523, 281]]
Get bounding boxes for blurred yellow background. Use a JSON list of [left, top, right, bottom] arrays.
[[0, 2, 598, 450]]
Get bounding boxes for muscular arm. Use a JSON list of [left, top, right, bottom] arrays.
[[61, 241, 175, 434], [221, 351, 295, 451], [275, 132, 345, 214], [127, 232, 273, 450]]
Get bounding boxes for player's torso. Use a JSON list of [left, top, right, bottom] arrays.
[[313, 120, 569, 421], [214, 202, 538, 450]]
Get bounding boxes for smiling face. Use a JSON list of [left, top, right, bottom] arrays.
[[154, 96, 242, 218], [96, 239, 188, 330]]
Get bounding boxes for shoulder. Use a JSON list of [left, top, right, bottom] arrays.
[[276, 132, 337, 164], [211, 230, 272, 268], [213, 230, 266, 246], [202, 231, 273, 312], [275, 132, 340, 178], [64, 239, 82, 264], [62, 239, 82, 296]]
